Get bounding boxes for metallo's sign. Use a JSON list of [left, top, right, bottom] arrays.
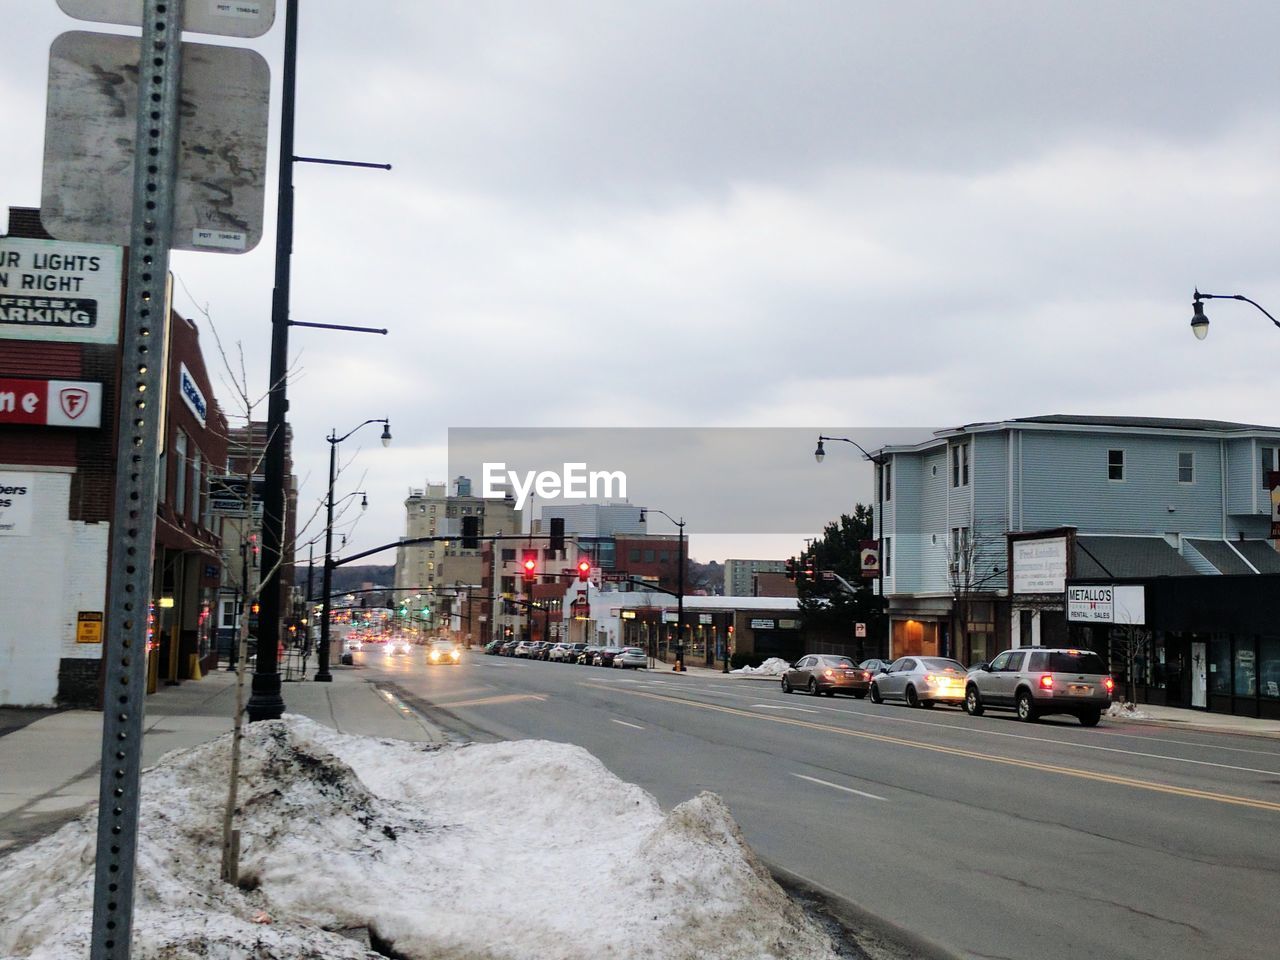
[[1066, 584, 1146, 624], [0, 238, 122, 344]]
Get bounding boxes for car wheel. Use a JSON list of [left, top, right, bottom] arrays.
[[964, 685, 985, 716], [781, 677, 792, 694], [1079, 708, 1102, 727], [905, 685, 920, 708], [1016, 690, 1038, 722], [807, 678, 818, 696], [869, 683, 883, 704]]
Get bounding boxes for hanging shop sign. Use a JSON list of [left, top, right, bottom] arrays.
[[1066, 584, 1145, 625], [0, 378, 101, 428]]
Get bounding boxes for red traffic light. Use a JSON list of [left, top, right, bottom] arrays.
[[521, 550, 538, 582], [577, 558, 591, 582]]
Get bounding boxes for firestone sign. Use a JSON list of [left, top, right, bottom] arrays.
[[0, 377, 102, 428]]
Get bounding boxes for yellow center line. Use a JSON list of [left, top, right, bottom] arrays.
[[590, 684, 1280, 814]]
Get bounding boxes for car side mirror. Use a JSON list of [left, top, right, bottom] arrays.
[[976, 662, 990, 672], [879, 666, 891, 674]]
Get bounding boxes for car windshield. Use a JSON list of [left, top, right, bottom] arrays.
[[623, 648, 643, 654], [1048, 651, 1107, 674], [920, 658, 966, 672]]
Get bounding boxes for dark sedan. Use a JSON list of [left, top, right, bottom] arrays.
[[782, 654, 864, 697], [593, 646, 624, 667]]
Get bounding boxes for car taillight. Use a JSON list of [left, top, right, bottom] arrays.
[[824, 669, 834, 678], [1039, 674, 1054, 689], [1103, 676, 1115, 693], [924, 674, 935, 683]]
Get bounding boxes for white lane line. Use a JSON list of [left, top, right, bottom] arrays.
[[791, 773, 886, 801], [752, 703, 821, 714], [610, 718, 645, 730]]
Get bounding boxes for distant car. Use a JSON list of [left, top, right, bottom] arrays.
[[564, 642, 588, 663], [848, 658, 893, 697], [594, 646, 624, 667], [964, 647, 1114, 725], [613, 647, 646, 669], [547, 643, 574, 662], [577, 644, 602, 665], [514, 640, 539, 658], [484, 639, 505, 655], [530, 641, 553, 660], [344, 637, 363, 652], [782, 655, 863, 696], [499, 639, 521, 656], [386, 636, 413, 656], [869, 656, 968, 708], [428, 639, 462, 664]]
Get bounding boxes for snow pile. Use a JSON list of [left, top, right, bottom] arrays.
[[731, 657, 791, 676], [1107, 702, 1154, 721], [0, 716, 841, 960]]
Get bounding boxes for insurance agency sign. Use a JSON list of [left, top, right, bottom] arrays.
[[1011, 536, 1068, 594]]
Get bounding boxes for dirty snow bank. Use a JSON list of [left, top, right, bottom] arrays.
[[731, 657, 791, 676], [0, 716, 840, 960], [1106, 702, 1154, 720]]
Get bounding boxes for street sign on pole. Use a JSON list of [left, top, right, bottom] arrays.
[[57, 0, 276, 37], [42, 31, 269, 253]]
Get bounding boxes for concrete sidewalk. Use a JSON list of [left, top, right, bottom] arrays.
[[0, 665, 444, 855]]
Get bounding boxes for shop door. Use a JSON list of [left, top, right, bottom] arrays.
[[1191, 641, 1207, 709]]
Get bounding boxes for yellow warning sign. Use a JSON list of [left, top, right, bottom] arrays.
[[76, 610, 103, 644]]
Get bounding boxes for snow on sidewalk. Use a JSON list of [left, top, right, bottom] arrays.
[[731, 657, 790, 677], [0, 716, 842, 960]]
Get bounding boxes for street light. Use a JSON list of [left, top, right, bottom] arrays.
[[1189, 289, 1280, 340], [814, 435, 888, 656], [318, 418, 391, 682], [640, 507, 688, 671]]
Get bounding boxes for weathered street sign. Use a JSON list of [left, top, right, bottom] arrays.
[[42, 31, 269, 253], [57, 0, 276, 38]]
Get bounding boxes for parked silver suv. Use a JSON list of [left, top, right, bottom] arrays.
[[964, 647, 1114, 726]]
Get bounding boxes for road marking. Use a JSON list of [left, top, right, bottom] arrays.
[[591, 685, 1280, 814], [434, 693, 547, 709], [610, 718, 645, 730], [791, 773, 886, 801], [752, 704, 821, 714]]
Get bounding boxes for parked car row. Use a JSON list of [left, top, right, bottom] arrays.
[[781, 647, 1115, 726], [483, 638, 648, 668]]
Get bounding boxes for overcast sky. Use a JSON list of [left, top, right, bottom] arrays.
[[4, 1, 1280, 566]]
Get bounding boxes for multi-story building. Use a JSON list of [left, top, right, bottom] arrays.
[[724, 558, 787, 596], [539, 502, 645, 571], [395, 476, 522, 639], [878, 415, 1280, 716]]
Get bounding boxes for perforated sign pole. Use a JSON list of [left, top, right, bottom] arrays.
[[90, 3, 184, 958]]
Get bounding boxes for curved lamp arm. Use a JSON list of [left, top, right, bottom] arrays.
[[1191, 289, 1280, 341]]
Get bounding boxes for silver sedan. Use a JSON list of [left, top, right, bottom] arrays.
[[869, 656, 968, 708]]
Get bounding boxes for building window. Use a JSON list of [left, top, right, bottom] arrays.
[[1108, 449, 1125, 481], [881, 460, 892, 502], [659, 551, 669, 563], [629, 548, 641, 562], [501, 548, 516, 561], [190, 451, 202, 522], [157, 451, 167, 502], [174, 431, 188, 513], [882, 536, 892, 577], [500, 576, 515, 594], [1262, 446, 1279, 488], [643, 549, 655, 563], [950, 526, 970, 580], [1260, 636, 1280, 699], [951, 442, 969, 487], [1178, 451, 1194, 484]]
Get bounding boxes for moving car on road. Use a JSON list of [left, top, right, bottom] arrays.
[[964, 647, 1114, 725], [781, 655, 863, 696], [386, 636, 413, 656], [428, 639, 462, 665], [869, 657, 968, 708]]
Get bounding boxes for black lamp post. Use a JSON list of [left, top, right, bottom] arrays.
[[815, 435, 889, 656], [1189, 289, 1280, 340], [317, 419, 390, 681], [640, 508, 686, 670]]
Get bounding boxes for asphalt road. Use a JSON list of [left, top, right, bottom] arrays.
[[361, 648, 1280, 960]]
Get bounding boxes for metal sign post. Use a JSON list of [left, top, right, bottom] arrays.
[[88, 4, 183, 958]]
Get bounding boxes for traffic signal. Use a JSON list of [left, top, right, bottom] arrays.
[[577, 558, 591, 582], [549, 517, 565, 553], [785, 557, 796, 581], [802, 553, 815, 582], [461, 515, 480, 549], [521, 550, 538, 583]]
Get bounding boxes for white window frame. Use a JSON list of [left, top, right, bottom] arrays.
[[1177, 451, 1194, 484], [1108, 448, 1125, 482], [174, 430, 188, 513], [882, 536, 892, 577], [881, 460, 892, 502]]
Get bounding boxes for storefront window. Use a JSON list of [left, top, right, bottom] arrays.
[[1234, 641, 1257, 698], [1208, 635, 1231, 695], [1260, 636, 1280, 700]]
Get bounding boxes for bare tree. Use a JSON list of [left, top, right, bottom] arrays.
[[943, 524, 1005, 663], [1109, 625, 1151, 706]]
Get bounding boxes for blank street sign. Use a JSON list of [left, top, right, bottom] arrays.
[[42, 31, 269, 253], [57, 0, 276, 39]]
